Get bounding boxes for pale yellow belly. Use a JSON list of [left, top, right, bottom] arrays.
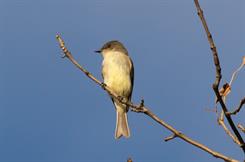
[[104, 67, 131, 97], [102, 54, 132, 98]]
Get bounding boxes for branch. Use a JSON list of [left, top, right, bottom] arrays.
[[164, 134, 177, 142], [218, 111, 241, 145], [229, 57, 245, 86], [227, 97, 245, 115], [56, 34, 238, 162], [238, 124, 245, 133], [194, 0, 245, 153]]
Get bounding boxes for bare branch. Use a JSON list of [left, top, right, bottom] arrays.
[[238, 124, 245, 133], [193, 0, 221, 88], [56, 34, 238, 162], [227, 97, 245, 115], [218, 111, 241, 145], [194, 0, 245, 153], [164, 134, 177, 142], [229, 59, 244, 86]]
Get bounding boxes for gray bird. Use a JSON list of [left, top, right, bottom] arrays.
[[95, 40, 134, 139]]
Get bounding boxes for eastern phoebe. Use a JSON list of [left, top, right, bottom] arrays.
[[95, 40, 134, 139]]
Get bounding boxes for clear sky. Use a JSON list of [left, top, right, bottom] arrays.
[[0, 0, 244, 162]]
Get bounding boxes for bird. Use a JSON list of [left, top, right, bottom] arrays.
[[95, 40, 134, 139]]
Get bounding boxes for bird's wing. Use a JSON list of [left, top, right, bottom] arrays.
[[128, 56, 134, 101]]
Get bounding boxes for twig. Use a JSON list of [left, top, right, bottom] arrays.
[[216, 92, 240, 146], [56, 34, 238, 162], [194, 0, 245, 153], [218, 111, 241, 145], [229, 60, 244, 86], [238, 124, 245, 133], [227, 97, 245, 115], [164, 134, 177, 142]]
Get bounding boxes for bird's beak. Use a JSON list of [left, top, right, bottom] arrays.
[[94, 50, 101, 53]]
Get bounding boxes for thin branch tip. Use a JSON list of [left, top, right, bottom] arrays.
[[238, 124, 245, 133], [226, 97, 245, 115], [164, 134, 177, 142], [140, 99, 145, 107]]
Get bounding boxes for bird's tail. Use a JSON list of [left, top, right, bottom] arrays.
[[115, 110, 130, 139]]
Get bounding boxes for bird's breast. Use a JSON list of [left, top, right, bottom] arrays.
[[102, 53, 132, 97]]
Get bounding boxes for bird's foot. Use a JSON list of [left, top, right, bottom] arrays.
[[117, 95, 124, 102], [100, 82, 107, 90]]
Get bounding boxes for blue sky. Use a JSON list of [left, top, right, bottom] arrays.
[[0, 0, 244, 162]]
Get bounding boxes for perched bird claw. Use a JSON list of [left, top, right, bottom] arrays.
[[117, 95, 124, 102], [100, 82, 107, 90]]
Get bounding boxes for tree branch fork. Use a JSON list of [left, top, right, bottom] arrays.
[[194, 0, 245, 154]]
